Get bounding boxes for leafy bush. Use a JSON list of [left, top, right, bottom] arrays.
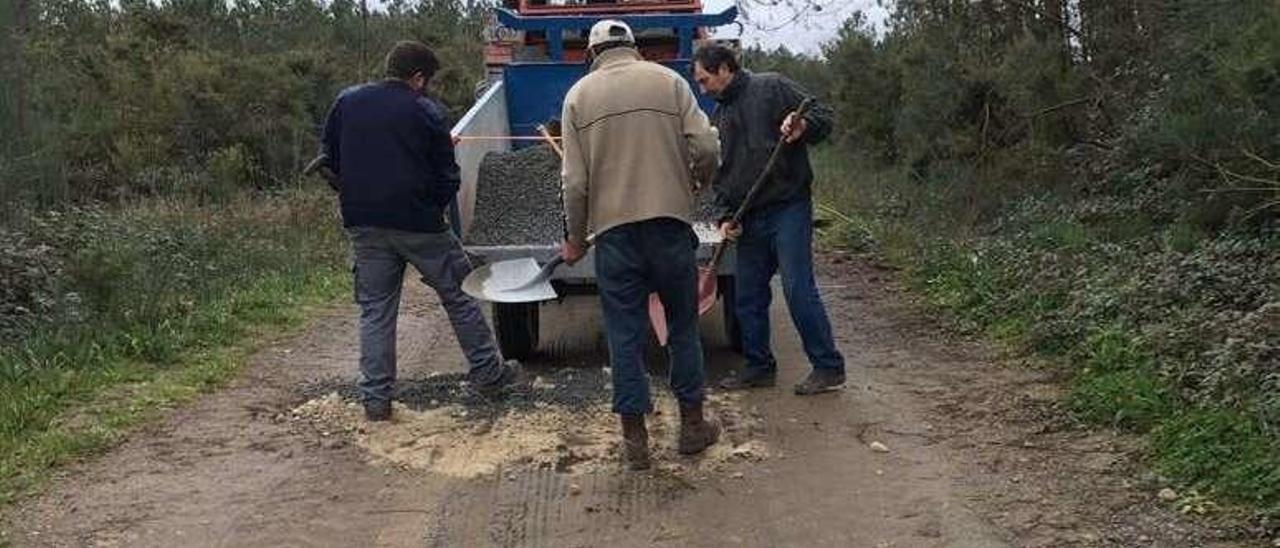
[[1, 0, 487, 211], [799, 0, 1280, 514], [0, 230, 62, 339], [814, 142, 1280, 508], [0, 186, 348, 503], [1069, 328, 1172, 431], [1154, 408, 1280, 509]]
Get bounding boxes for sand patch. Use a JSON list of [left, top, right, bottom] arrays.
[[291, 390, 768, 479]]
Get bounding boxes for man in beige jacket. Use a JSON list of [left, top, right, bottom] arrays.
[[558, 20, 721, 470]]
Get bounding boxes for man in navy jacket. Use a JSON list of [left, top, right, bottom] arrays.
[[322, 41, 518, 421]]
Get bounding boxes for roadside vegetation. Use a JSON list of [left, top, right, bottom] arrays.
[[780, 0, 1280, 518], [2, 0, 1277, 530], [0, 0, 484, 511], [0, 190, 348, 506]]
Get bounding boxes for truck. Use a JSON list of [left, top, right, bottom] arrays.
[[450, 0, 741, 360]]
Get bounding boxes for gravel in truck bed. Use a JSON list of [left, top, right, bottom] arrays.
[[466, 145, 565, 246], [465, 144, 721, 247]]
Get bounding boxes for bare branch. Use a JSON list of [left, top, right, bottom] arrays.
[[1217, 166, 1280, 188], [1241, 147, 1280, 172], [1002, 0, 1086, 41], [1030, 97, 1093, 120], [734, 0, 844, 32], [1192, 155, 1280, 190], [14, 0, 29, 138], [1199, 188, 1280, 194], [1245, 199, 1280, 219]]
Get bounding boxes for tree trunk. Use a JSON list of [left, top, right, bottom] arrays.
[[14, 0, 29, 138], [360, 0, 369, 81]]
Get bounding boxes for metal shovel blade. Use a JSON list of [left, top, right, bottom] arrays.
[[462, 258, 559, 303]]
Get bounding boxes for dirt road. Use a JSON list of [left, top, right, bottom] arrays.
[[4, 253, 1259, 547]]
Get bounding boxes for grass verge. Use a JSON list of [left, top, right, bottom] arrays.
[[811, 147, 1280, 517], [0, 187, 349, 531]]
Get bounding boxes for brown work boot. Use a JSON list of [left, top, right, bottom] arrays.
[[677, 401, 721, 455], [620, 414, 651, 470]]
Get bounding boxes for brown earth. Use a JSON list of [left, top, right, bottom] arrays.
[[3, 252, 1265, 547]]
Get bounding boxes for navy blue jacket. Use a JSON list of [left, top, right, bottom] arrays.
[[321, 80, 458, 233]]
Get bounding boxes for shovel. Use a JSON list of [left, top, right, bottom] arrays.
[[460, 125, 575, 304], [649, 98, 815, 343], [461, 253, 566, 303]]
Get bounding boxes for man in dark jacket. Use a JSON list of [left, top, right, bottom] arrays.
[[692, 44, 847, 396], [321, 41, 518, 421]]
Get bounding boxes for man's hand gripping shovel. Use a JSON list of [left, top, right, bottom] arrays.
[[648, 98, 814, 345]]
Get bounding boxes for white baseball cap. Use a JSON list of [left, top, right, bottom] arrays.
[[588, 19, 635, 49]]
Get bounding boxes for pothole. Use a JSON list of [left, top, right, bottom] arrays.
[[291, 369, 769, 479]]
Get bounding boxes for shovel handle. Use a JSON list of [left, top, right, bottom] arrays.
[[705, 98, 815, 274], [539, 123, 575, 247], [538, 125, 565, 159], [728, 97, 814, 226], [538, 254, 567, 278], [543, 234, 595, 280]]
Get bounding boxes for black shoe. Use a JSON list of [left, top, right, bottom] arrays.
[[718, 367, 778, 391], [794, 369, 846, 396], [364, 399, 392, 422], [473, 360, 525, 397]]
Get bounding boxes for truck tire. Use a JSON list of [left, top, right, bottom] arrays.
[[719, 276, 743, 354], [493, 302, 539, 360]]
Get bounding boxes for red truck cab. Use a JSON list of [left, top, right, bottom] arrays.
[[486, 0, 709, 67]]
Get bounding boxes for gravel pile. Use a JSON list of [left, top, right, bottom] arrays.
[[693, 188, 720, 223], [465, 144, 721, 247], [466, 145, 565, 246]]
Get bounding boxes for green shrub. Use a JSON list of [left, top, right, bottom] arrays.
[[798, 0, 1280, 515], [1071, 369, 1172, 432], [207, 144, 259, 202], [1068, 328, 1171, 431], [0, 186, 348, 505], [1, 0, 487, 212], [1154, 408, 1280, 509]]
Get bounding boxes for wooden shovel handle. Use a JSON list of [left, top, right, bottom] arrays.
[[705, 97, 815, 272], [537, 125, 565, 159]]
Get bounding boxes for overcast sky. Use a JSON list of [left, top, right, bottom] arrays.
[[702, 0, 888, 55]]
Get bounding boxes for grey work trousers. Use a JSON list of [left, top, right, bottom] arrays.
[[347, 226, 503, 403]]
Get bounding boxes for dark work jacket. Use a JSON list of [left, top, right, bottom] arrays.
[[321, 79, 458, 233], [709, 70, 834, 221]]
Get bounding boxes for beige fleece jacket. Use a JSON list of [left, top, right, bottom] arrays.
[[560, 48, 721, 246]]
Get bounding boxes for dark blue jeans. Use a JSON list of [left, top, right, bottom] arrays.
[[595, 218, 706, 416], [735, 197, 846, 375]]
